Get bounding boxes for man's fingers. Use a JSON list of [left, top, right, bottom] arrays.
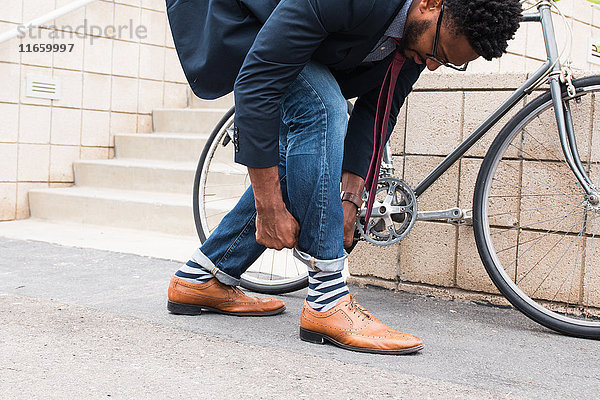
[[292, 217, 300, 234], [287, 231, 299, 249], [255, 232, 264, 246], [290, 216, 300, 249], [254, 212, 300, 250], [343, 232, 353, 248]]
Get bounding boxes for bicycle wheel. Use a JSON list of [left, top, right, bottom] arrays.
[[473, 75, 600, 338], [193, 106, 308, 294]]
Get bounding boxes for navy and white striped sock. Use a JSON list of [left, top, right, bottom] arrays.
[[306, 270, 350, 312], [174, 260, 214, 284]]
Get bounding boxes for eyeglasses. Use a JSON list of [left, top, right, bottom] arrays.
[[425, 2, 469, 72]]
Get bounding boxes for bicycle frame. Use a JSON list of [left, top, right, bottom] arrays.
[[399, 1, 599, 218]]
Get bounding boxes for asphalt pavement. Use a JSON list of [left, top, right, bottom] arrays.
[[0, 237, 599, 399]]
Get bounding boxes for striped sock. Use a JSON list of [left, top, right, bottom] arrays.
[[174, 260, 214, 283], [306, 270, 350, 312]]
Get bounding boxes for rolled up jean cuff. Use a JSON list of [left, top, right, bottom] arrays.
[[191, 248, 241, 286], [293, 248, 348, 273]]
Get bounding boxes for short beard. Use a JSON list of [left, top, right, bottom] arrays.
[[398, 19, 432, 58]]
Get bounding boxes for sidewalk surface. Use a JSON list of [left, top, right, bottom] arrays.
[[1, 237, 599, 399]]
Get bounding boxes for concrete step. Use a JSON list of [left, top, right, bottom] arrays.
[[74, 159, 197, 194], [152, 108, 231, 134], [114, 133, 233, 164], [74, 159, 248, 195], [28, 186, 241, 237], [114, 133, 210, 162], [29, 187, 196, 236]]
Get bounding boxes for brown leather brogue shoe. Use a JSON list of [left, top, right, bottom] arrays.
[[167, 276, 285, 316], [299, 294, 423, 354]]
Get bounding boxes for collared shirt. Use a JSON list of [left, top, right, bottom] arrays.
[[362, 0, 412, 63]]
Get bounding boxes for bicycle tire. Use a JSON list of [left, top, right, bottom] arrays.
[[193, 106, 235, 242], [193, 106, 308, 295], [473, 75, 600, 338]]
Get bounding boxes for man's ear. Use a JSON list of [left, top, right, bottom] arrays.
[[417, 0, 442, 14]]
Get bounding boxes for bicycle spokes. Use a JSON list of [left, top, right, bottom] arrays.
[[475, 78, 600, 336]]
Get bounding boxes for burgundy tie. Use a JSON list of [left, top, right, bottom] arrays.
[[363, 45, 406, 233]]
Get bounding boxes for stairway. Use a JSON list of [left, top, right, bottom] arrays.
[[27, 102, 236, 240]]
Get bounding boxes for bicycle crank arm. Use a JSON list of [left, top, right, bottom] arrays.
[[416, 208, 472, 225]]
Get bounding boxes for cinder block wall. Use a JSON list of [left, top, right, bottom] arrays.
[[348, 72, 531, 290], [0, 0, 189, 220], [347, 70, 600, 303], [347, 0, 600, 296]]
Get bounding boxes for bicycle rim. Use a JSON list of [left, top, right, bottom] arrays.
[[194, 107, 308, 294], [474, 76, 600, 338]]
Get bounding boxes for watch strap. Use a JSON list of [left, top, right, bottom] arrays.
[[341, 191, 363, 209]]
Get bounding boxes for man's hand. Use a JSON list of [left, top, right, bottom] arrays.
[[341, 170, 365, 249], [248, 166, 300, 250], [255, 205, 300, 250], [343, 201, 358, 248]]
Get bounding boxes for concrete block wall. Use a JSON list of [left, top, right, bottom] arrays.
[[349, 74, 540, 295], [0, 0, 189, 220], [348, 70, 600, 302]]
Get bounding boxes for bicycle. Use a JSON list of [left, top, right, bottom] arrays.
[[193, 0, 600, 339]]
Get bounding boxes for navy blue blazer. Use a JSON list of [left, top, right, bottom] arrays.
[[166, 0, 424, 178]]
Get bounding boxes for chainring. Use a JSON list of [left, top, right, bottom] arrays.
[[355, 178, 417, 246]]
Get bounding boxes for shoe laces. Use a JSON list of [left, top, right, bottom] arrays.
[[347, 296, 372, 321], [230, 285, 246, 297]]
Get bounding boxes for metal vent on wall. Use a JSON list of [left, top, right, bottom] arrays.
[[26, 75, 61, 100]]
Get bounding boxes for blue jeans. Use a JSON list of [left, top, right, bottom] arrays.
[[191, 62, 349, 286]]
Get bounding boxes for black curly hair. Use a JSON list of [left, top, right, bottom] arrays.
[[444, 0, 522, 61]]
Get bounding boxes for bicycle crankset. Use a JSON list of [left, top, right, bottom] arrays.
[[356, 177, 417, 246]]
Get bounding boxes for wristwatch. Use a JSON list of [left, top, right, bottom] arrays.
[[341, 191, 363, 209]]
